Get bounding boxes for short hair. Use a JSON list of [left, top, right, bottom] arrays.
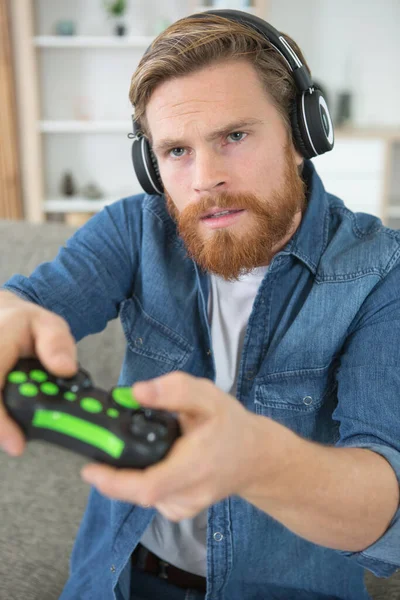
[[129, 13, 312, 144]]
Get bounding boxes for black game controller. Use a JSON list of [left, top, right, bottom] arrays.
[[2, 358, 181, 468]]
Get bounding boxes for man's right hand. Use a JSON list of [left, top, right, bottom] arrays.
[[0, 290, 77, 456]]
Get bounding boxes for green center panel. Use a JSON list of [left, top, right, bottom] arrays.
[[32, 410, 125, 459]]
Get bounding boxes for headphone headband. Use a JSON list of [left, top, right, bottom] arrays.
[[130, 9, 334, 196], [197, 9, 314, 92]]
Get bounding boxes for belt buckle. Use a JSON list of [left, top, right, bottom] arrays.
[[158, 559, 169, 580]]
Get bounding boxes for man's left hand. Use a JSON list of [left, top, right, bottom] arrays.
[[81, 371, 267, 521]]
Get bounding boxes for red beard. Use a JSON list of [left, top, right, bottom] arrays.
[[164, 145, 306, 281]]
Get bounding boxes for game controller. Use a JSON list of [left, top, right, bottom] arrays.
[[2, 358, 181, 468]]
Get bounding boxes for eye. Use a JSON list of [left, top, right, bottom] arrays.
[[168, 147, 186, 158], [227, 131, 247, 143]]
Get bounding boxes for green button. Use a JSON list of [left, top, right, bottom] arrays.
[[41, 382, 59, 396], [30, 370, 48, 383], [32, 410, 125, 459], [64, 391, 77, 401], [8, 371, 28, 384], [112, 387, 140, 409], [80, 398, 103, 414], [107, 408, 119, 419], [19, 383, 38, 397]]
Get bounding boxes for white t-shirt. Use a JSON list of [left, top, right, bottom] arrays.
[[139, 266, 268, 576]]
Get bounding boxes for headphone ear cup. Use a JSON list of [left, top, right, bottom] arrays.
[[131, 136, 164, 196], [291, 89, 335, 159], [290, 99, 313, 159]]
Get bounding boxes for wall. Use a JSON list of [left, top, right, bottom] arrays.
[[30, 0, 400, 209], [267, 0, 400, 128]]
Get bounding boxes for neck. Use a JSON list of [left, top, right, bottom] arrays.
[[260, 209, 303, 267]]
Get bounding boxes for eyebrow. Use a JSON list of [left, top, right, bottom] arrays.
[[152, 118, 264, 154]]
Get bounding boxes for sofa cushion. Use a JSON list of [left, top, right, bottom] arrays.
[[0, 219, 125, 599]]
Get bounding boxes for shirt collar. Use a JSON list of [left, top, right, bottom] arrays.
[[283, 159, 330, 275]]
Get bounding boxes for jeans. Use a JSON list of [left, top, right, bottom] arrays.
[[130, 564, 206, 600]]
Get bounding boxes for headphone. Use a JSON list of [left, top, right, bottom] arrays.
[[129, 9, 335, 196]]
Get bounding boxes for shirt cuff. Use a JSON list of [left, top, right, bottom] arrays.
[[335, 442, 400, 577], [1, 280, 38, 304]]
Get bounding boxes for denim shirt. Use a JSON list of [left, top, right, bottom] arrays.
[[4, 160, 400, 600]]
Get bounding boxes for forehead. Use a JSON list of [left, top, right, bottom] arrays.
[[145, 59, 276, 141]]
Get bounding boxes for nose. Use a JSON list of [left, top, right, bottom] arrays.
[[192, 150, 228, 195]]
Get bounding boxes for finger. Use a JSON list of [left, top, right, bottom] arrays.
[[0, 310, 36, 455], [81, 463, 148, 503], [155, 488, 213, 522], [0, 398, 25, 456], [0, 308, 77, 456], [81, 433, 205, 505], [133, 372, 215, 418], [31, 310, 78, 376]]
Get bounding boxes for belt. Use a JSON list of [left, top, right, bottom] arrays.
[[131, 543, 207, 593]]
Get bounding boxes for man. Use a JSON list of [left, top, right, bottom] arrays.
[[1, 10, 400, 600]]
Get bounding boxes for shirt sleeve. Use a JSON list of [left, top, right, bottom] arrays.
[[332, 264, 400, 577], [1, 195, 143, 342]]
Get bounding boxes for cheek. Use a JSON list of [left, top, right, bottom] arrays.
[[252, 151, 286, 190], [161, 169, 195, 218], [160, 161, 189, 193]]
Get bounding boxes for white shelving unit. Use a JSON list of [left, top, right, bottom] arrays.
[[38, 121, 130, 133], [34, 35, 155, 48], [10, 0, 268, 223]]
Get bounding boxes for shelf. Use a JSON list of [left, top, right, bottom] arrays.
[[34, 36, 154, 48], [39, 120, 131, 133], [44, 195, 138, 213]]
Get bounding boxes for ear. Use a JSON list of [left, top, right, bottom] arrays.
[[294, 148, 304, 167]]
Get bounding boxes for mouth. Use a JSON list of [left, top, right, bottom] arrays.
[[200, 207, 244, 219], [200, 208, 246, 229]]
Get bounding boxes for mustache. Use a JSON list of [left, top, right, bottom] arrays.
[[179, 191, 268, 220]]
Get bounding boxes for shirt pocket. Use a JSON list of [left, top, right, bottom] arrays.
[[119, 296, 193, 377], [253, 368, 339, 443]]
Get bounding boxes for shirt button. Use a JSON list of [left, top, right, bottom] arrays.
[[207, 349, 212, 355], [303, 396, 313, 405], [246, 370, 255, 380], [135, 337, 143, 347], [213, 532, 224, 542], [110, 565, 116, 573]]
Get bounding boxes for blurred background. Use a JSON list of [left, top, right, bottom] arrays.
[[1, 0, 400, 227]]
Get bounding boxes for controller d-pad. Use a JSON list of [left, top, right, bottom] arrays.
[[55, 369, 92, 393]]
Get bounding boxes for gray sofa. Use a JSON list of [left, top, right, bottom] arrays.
[[0, 218, 399, 600]]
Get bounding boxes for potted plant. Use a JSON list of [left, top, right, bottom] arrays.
[[104, 0, 128, 36]]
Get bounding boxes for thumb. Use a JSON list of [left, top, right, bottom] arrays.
[[133, 372, 214, 418], [133, 378, 160, 406]]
